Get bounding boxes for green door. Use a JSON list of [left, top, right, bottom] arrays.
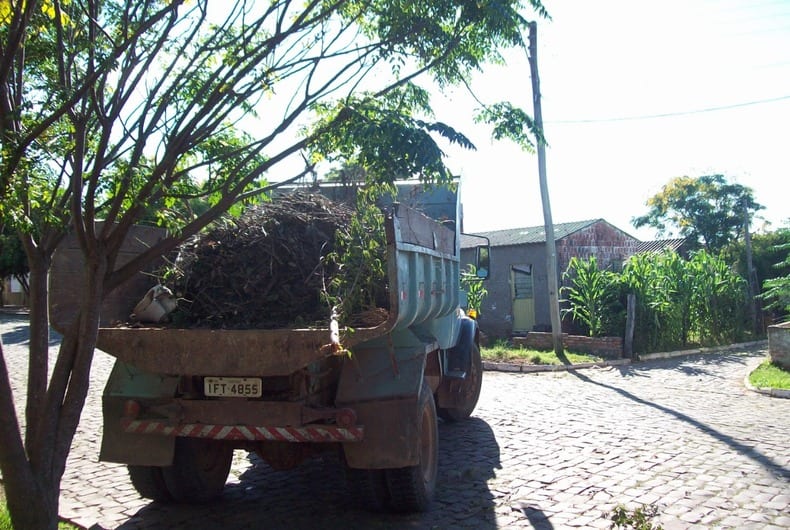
[[511, 265, 535, 333]]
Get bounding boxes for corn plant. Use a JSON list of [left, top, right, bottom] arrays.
[[687, 250, 747, 344], [461, 264, 488, 315], [620, 252, 676, 353], [561, 256, 621, 337]]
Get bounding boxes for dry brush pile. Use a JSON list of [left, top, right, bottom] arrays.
[[164, 191, 388, 329]]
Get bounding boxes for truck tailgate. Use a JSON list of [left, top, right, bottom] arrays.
[[97, 327, 337, 376]]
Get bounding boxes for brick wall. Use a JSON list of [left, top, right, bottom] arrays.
[[556, 221, 641, 274], [513, 332, 623, 359]]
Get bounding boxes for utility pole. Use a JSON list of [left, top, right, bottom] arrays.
[[743, 202, 759, 334], [528, 21, 564, 357]]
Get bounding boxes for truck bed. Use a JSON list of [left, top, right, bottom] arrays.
[[52, 200, 459, 376]]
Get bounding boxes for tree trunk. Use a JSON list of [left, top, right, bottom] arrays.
[[25, 253, 50, 456], [0, 339, 60, 530], [0, 246, 107, 529], [528, 21, 564, 357]]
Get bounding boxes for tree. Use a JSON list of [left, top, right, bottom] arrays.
[[0, 226, 28, 304], [758, 227, 790, 321], [632, 174, 764, 253], [0, 1, 549, 528]]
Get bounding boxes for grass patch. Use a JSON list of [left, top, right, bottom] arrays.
[[481, 340, 603, 365], [749, 360, 790, 390], [0, 502, 10, 530]]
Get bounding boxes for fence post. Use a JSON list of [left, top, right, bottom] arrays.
[[624, 293, 636, 359]]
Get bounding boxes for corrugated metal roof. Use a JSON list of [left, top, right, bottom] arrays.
[[461, 219, 601, 248], [635, 238, 687, 254]]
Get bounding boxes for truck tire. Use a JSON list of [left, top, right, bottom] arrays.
[[160, 438, 233, 503], [127, 465, 171, 502], [438, 342, 483, 422], [385, 380, 438, 512], [344, 467, 390, 511]]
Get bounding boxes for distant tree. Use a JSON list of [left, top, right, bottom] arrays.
[[758, 227, 790, 321], [0, 226, 28, 302], [632, 174, 763, 253], [726, 226, 790, 287]]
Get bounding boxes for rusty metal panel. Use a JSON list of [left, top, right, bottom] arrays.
[[394, 204, 455, 255], [341, 397, 419, 469], [97, 327, 340, 376], [100, 395, 175, 466], [169, 399, 304, 426], [49, 224, 167, 334]]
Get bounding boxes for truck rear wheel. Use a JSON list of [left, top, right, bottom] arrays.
[[128, 465, 171, 502], [160, 438, 233, 503], [385, 381, 438, 512], [345, 467, 390, 511], [438, 343, 483, 422]]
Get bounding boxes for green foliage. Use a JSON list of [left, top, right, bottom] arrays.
[[309, 85, 475, 185], [562, 250, 748, 353], [480, 341, 602, 365], [561, 256, 620, 337], [475, 101, 544, 153], [687, 250, 748, 344], [749, 360, 790, 390], [0, 226, 28, 286], [461, 264, 488, 314], [0, 500, 9, 530], [610, 504, 663, 530], [757, 228, 790, 319], [724, 226, 790, 287], [324, 183, 394, 320], [632, 174, 763, 253]]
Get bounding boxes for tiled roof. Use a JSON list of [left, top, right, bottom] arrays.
[[635, 238, 687, 254], [461, 219, 601, 248]]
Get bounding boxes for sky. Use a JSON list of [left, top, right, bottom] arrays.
[[434, 0, 790, 241]]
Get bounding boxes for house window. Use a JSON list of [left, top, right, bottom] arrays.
[[512, 265, 533, 299]]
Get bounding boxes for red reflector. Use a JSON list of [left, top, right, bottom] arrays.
[[123, 400, 141, 419], [335, 408, 357, 428]]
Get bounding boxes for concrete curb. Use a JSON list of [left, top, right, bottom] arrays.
[[483, 339, 790, 399], [637, 340, 768, 361], [743, 356, 790, 399]]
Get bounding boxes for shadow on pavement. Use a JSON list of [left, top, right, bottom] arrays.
[[0, 312, 63, 346], [115, 417, 503, 530], [569, 358, 789, 483]]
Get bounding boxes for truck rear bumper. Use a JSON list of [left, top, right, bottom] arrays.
[[119, 418, 364, 443]]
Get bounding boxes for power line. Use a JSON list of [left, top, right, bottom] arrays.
[[548, 95, 790, 124]]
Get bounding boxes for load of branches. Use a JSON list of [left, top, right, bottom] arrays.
[[165, 190, 389, 329]]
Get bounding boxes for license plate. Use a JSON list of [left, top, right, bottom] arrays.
[[204, 377, 262, 398]]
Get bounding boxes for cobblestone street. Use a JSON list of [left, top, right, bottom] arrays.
[[2, 313, 788, 529]]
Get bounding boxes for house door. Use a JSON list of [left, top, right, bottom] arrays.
[[511, 265, 535, 333]]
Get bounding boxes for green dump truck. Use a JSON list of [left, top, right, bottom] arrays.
[[50, 182, 489, 512]]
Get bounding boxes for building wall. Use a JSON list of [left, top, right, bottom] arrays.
[[555, 222, 641, 274], [463, 220, 641, 340], [462, 243, 550, 338]]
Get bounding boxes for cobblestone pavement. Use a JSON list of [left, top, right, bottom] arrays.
[[2, 313, 788, 529]]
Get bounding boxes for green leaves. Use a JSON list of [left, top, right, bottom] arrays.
[[324, 183, 394, 320], [563, 250, 749, 351], [758, 229, 790, 318], [309, 85, 476, 185], [475, 101, 544, 153], [632, 174, 764, 253], [461, 263, 488, 314], [561, 256, 619, 337]]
